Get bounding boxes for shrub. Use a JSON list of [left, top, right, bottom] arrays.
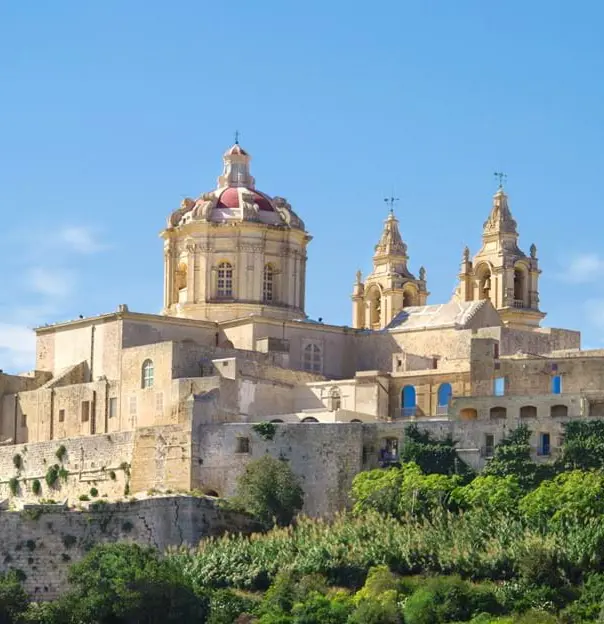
[[8, 477, 19, 496], [59, 467, 69, 482], [79, 495, 90, 501], [252, 422, 277, 441], [25, 540, 36, 552], [45, 464, 60, 488], [31, 479, 42, 496], [109, 470, 116, 480], [121, 521, 133, 533], [90, 487, 99, 498], [12, 454, 22, 470], [55, 444, 67, 462], [0, 571, 29, 622]]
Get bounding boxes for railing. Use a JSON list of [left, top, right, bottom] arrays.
[[435, 404, 449, 416], [513, 299, 525, 308]]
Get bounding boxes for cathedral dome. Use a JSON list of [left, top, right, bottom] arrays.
[[166, 142, 304, 230]]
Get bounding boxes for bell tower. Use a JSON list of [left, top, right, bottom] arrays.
[[457, 178, 544, 328], [352, 206, 428, 330]]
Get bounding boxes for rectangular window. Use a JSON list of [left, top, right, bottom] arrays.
[[494, 377, 505, 397], [156, 392, 164, 415], [493, 342, 500, 359], [108, 398, 117, 419], [58, 409, 65, 423], [539, 432, 551, 456], [236, 437, 250, 454], [485, 434, 495, 458], [302, 342, 322, 373], [552, 375, 562, 394], [21, 413, 27, 428], [81, 401, 90, 423], [129, 396, 137, 416]]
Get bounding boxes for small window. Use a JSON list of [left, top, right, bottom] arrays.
[[494, 377, 505, 396], [81, 401, 90, 423], [539, 432, 551, 456], [460, 408, 478, 421], [21, 413, 27, 428], [493, 342, 500, 359], [156, 392, 164, 415], [141, 359, 154, 389], [432, 357, 438, 370], [236, 437, 250, 454], [302, 343, 322, 373], [108, 397, 118, 419], [129, 396, 137, 416], [520, 405, 537, 418], [551, 363, 558, 372], [301, 416, 319, 423], [552, 375, 562, 395], [484, 434, 495, 458], [58, 409, 65, 423]]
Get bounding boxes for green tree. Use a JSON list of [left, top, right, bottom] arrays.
[[232, 456, 304, 527], [558, 420, 604, 471], [451, 475, 522, 514], [290, 591, 352, 623], [520, 470, 604, 528], [482, 425, 544, 490], [401, 425, 471, 477], [351, 468, 404, 516], [50, 543, 209, 623], [0, 571, 28, 624]]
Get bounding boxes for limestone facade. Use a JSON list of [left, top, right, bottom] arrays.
[[0, 142, 598, 517]]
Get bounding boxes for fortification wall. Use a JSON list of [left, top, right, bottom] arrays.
[[0, 496, 258, 600]]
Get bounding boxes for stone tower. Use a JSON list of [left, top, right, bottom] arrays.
[[352, 210, 428, 330], [161, 142, 311, 322], [457, 184, 544, 328]]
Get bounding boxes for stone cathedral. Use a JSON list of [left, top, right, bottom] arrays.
[[0, 141, 601, 517]]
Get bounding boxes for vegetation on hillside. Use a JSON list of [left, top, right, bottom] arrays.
[[4, 422, 604, 622]]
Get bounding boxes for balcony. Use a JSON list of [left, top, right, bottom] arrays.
[[513, 299, 525, 309]]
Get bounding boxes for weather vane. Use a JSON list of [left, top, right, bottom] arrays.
[[494, 171, 507, 189], [384, 196, 399, 213], [234, 130, 240, 145]]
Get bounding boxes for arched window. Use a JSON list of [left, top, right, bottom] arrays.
[[401, 385, 416, 416], [367, 289, 381, 328], [263, 264, 274, 302], [459, 408, 478, 421], [175, 262, 187, 291], [403, 291, 414, 308], [303, 343, 322, 373], [514, 266, 526, 307], [550, 404, 568, 418], [490, 406, 507, 419], [437, 383, 452, 407], [351, 419, 362, 423], [520, 405, 537, 418], [217, 262, 233, 298], [301, 416, 319, 423], [329, 387, 341, 411], [477, 265, 491, 301], [141, 359, 154, 389]]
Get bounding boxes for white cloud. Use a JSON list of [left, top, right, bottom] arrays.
[[58, 226, 106, 254], [0, 323, 36, 372], [560, 253, 604, 283], [26, 267, 75, 298]]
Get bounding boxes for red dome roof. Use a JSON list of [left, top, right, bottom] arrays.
[[217, 187, 274, 212]]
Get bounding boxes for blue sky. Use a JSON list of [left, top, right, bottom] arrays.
[[1, 1, 603, 371]]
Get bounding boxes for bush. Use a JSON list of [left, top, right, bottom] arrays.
[[45, 464, 60, 488], [208, 589, 259, 624], [231, 456, 304, 527], [8, 477, 19, 496], [12, 454, 22, 470], [79, 495, 90, 502], [0, 571, 29, 622], [62, 544, 210, 623], [109, 470, 116, 480], [403, 576, 503, 624], [31, 479, 41, 496], [90, 487, 99, 498], [59, 467, 69, 482], [252, 422, 277, 441], [55, 444, 67, 462]]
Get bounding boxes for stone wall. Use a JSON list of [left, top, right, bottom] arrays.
[[0, 496, 259, 599]]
